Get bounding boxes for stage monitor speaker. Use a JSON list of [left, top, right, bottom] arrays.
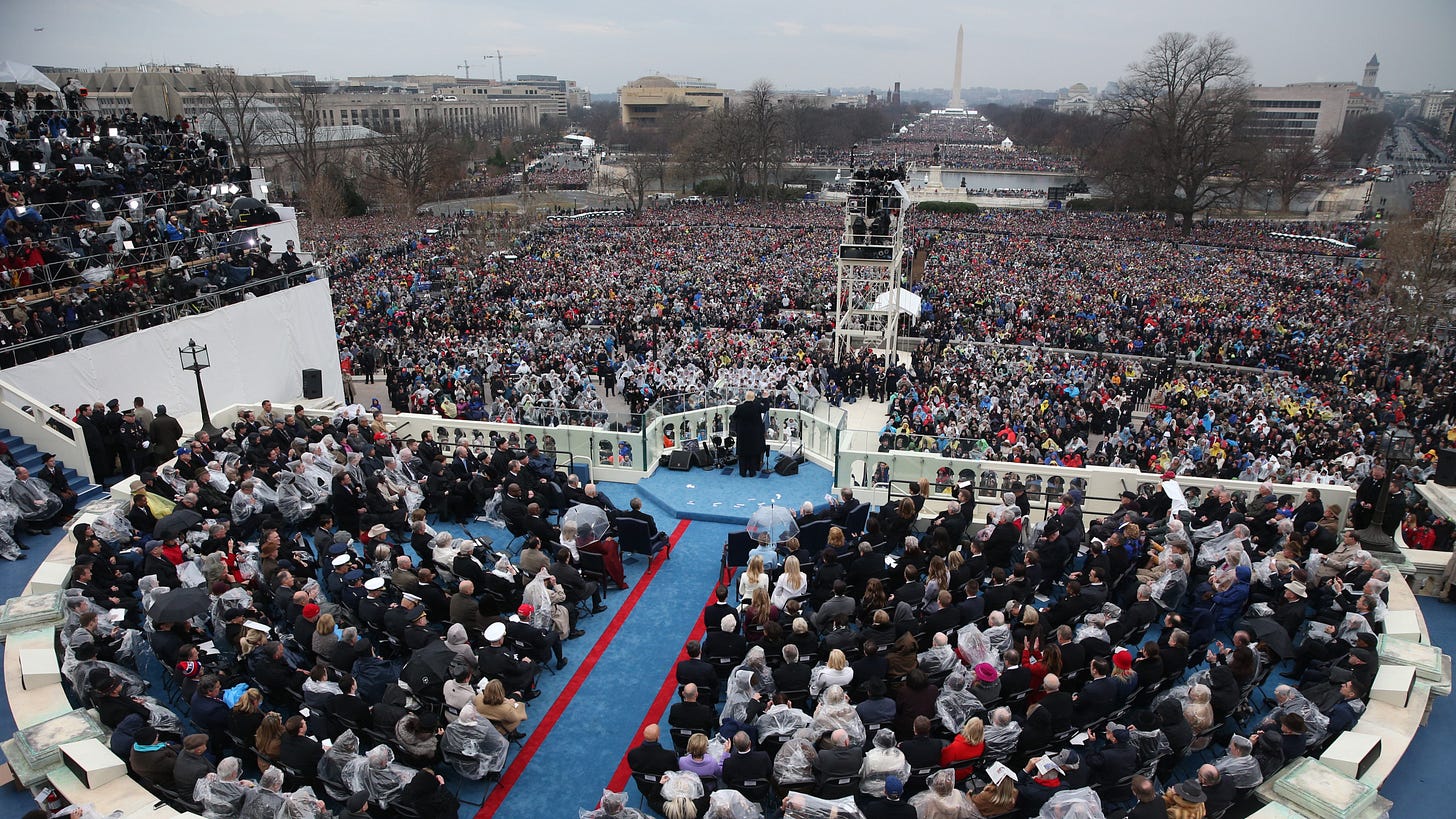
[[302, 368, 323, 399], [668, 450, 694, 471], [1436, 448, 1456, 486], [774, 455, 800, 476], [693, 448, 713, 468]]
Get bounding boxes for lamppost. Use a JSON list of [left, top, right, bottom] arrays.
[[1353, 425, 1416, 553], [179, 339, 221, 436]]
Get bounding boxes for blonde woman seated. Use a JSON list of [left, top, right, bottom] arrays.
[[770, 555, 808, 609], [910, 768, 980, 819], [473, 679, 528, 739], [970, 763, 1019, 817], [737, 555, 771, 604], [809, 648, 853, 697]]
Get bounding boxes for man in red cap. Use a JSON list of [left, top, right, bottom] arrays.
[[292, 602, 321, 663]]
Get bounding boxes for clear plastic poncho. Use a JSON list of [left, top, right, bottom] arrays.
[[342, 744, 412, 807], [195, 757, 253, 819], [935, 669, 986, 734], [755, 704, 812, 741], [660, 770, 705, 800], [237, 789, 286, 819], [772, 729, 819, 786], [722, 668, 759, 726], [0, 496, 23, 560], [1038, 787, 1105, 819], [91, 506, 137, 544], [1266, 690, 1330, 747], [278, 786, 327, 819], [706, 788, 765, 819], [984, 719, 1023, 761], [810, 686, 866, 746], [578, 789, 646, 819], [316, 730, 362, 801], [8, 469, 61, 522], [908, 769, 978, 819], [780, 792, 865, 819], [956, 623, 996, 670], [275, 474, 314, 525], [443, 704, 508, 779], [858, 728, 910, 797]]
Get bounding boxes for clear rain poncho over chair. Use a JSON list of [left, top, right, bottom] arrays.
[[722, 667, 760, 726], [1038, 787, 1106, 819], [315, 730, 362, 801], [443, 703, 508, 779], [956, 622, 997, 669], [908, 769, 979, 819], [772, 729, 819, 788], [706, 787, 765, 819], [342, 744, 412, 808], [858, 728, 910, 797], [810, 685, 866, 746], [195, 757, 252, 819], [278, 786, 328, 819], [578, 788, 646, 819], [756, 703, 812, 741], [780, 792, 866, 819], [935, 668, 986, 734]]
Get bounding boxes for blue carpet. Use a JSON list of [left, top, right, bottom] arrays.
[[488, 484, 735, 817], [1378, 596, 1456, 812], [635, 460, 835, 525], [0, 528, 75, 815]]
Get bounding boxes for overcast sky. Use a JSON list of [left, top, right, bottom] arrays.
[[2, 0, 1453, 96]]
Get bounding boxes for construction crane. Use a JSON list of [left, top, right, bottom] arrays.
[[457, 60, 470, 79], [483, 50, 504, 83]]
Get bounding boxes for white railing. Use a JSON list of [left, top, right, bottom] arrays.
[[0, 379, 94, 482]]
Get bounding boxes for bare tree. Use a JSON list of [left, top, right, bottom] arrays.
[[686, 107, 755, 198], [1381, 193, 1456, 337], [259, 88, 342, 212], [743, 79, 784, 201], [618, 152, 666, 211], [366, 118, 464, 209], [1104, 32, 1252, 232], [197, 71, 275, 170], [1246, 136, 1327, 213]]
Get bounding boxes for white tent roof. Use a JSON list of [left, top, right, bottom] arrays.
[[872, 288, 922, 323], [0, 61, 61, 93]]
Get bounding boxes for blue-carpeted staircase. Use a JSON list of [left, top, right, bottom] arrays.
[[0, 427, 106, 506]]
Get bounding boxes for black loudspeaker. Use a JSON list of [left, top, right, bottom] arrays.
[[302, 368, 323, 399], [693, 448, 713, 468], [668, 450, 694, 471], [774, 455, 800, 476], [1437, 448, 1456, 486]]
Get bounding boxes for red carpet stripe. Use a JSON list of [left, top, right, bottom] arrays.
[[603, 580, 718, 794], [475, 519, 692, 818]]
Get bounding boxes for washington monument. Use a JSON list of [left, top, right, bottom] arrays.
[[948, 24, 965, 108]]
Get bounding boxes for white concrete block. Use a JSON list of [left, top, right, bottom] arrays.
[[1371, 664, 1416, 708]]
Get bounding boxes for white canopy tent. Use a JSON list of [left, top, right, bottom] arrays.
[[872, 287, 922, 324], [0, 61, 61, 93]]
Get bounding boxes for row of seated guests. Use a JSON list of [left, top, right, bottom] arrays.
[[610, 488, 1382, 817], [54, 412, 670, 817]]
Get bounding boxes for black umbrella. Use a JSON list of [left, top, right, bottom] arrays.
[[147, 586, 211, 624], [74, 179, 111, 190], [70, 154, 107, 166], [401, 640, 455, 699], [1238, 616, 1296, 659], [153, 508, 203, 540], [229, 196, 264, 213]]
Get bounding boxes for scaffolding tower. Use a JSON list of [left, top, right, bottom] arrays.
[[833, 172, 911, 365]]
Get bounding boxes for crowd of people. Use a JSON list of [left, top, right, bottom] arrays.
[[47, 391, 686, 818], [0, 106, 306, 364], [315, 197, 1453, 491], [611, 468, 1388, 818]]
